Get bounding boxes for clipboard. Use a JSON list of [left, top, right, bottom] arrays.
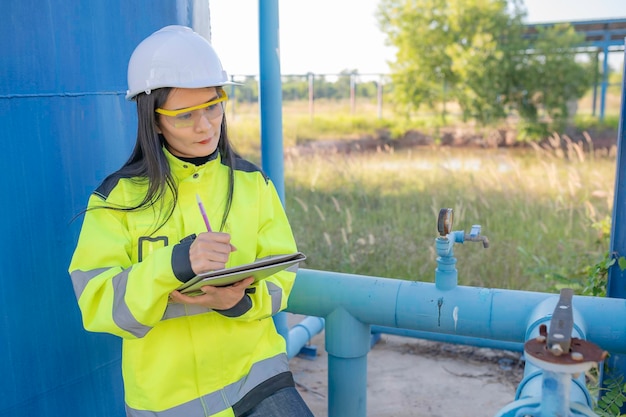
[[177, 252, 306, 296]]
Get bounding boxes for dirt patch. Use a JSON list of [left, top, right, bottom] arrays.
[[286, 127, 619, 157], [290, 317, 525, 417]]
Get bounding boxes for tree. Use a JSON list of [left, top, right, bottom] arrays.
[[377, 0, 456, 118], [377, 0, 593, 133], [282, 75, 309, 100], [229, 76, 258, 103], [518, 24, 593, 131]]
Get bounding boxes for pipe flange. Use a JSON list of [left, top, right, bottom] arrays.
[[524, 324, 608, 373]]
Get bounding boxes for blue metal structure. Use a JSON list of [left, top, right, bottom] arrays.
[[605, 44, 626, 414], [525, 18, 626, 121], [0, 1, 207, 416], [258, 0, 291, 343], [2, 2, 626, 417], [258, 0, 286, 202], [607, 46, 626, 325]]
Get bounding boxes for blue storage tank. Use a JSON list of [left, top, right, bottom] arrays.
[[0, 2, 208, 416]]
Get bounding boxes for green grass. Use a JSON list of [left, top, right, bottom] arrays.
[[226, 99, 619, 292], [574, 114, 621, 132], [281, 145, 616, 292], [226, 88, 623, 154], [226, 98, 395, 155]]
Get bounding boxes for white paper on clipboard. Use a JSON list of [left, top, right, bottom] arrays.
[[177, 252, 306, 296]]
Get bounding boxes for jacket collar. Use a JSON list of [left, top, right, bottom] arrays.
[[163, 147, 221, 180]]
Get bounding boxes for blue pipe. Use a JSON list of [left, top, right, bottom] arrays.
[[287, 270, 626, 417], [434, 228, 489, 290], [371, 326, 524, 352], [287, 316, 325, 359], [258, 0, 286, 201], [383, 227, 597, 414], [258, 0, 294, 343], [289, 270, 626, 353], [540, 371, 575, 416], [372, 228, 524, 350], [494, 297, 594, 416], [520, 297, 590, 408], [325, 308, 370, 417], [496, 399, 598, 417], [435, 233, 461, 290]]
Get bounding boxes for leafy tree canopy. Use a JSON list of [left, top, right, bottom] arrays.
[[377, 0, 593, 132]]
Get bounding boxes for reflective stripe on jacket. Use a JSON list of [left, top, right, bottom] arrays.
[[69, 148, 298, 415]]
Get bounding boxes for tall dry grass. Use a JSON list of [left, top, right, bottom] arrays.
[[283, 141, 617, 292], [225, 97, 620, 291]]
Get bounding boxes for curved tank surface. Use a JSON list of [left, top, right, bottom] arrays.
[[0, 2, 204, 416]]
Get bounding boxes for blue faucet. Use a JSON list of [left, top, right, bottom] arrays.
[[435, 208, 489, 290]]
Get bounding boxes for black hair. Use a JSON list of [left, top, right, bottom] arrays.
[[89, 87, 236, 233]]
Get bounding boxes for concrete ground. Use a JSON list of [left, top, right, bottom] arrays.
[[289, 318, 525, 417]]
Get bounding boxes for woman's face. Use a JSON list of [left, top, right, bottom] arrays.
[[157, 87, 224, 158]]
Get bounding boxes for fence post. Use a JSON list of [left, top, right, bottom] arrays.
[[308, 72, 314, 122], [350, 73, 356, 115], [377, 75, 383, 119]]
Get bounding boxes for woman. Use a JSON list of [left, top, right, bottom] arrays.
[[69, 25, 314, 417]]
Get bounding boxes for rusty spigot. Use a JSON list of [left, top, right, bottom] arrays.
[[464, 224, 490, 248]]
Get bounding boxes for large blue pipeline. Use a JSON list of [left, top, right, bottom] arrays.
[[288, 226, 626, 416], [287, 269, 626, 416], [2, 1, 626, 417]]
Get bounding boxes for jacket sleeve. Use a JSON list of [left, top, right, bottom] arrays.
[[68, 194, 186, 339], [216, 178, 299, 321]]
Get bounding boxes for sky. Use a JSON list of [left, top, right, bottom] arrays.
[[208, 0, 626, 77]]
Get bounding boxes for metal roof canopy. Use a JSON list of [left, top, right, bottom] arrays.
[[525, 18, 626, 120], [525, 17, 626, 49]]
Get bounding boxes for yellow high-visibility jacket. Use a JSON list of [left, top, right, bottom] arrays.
[[69, 148, 299, 417]]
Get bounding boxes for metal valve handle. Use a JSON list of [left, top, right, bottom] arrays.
[[437, 208, 454, 236]]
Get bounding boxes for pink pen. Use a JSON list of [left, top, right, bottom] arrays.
[[196, 194, 212, 232]]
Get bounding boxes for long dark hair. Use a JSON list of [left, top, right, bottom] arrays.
[[95, 87, 236, 233]]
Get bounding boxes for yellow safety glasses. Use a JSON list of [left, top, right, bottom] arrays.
[[156, 89, 228, 128]]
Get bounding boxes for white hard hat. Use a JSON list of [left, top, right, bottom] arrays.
[[126, 25, 233, 100]]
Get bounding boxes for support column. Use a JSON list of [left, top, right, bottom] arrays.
[[325, 308, 371, 417]]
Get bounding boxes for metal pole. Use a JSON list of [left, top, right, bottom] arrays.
[[258, 0, 285, 202], [600, 41, 610, 122], [592, 50, 599, 116], [308, 72, 314, 122], [605, 40, 626, 413], [377, 75, 383, 119], [258, 0, 289, 342], [350, 73, 356, 115], [607, 43, 626, 299], [229, 74, 236, 120]]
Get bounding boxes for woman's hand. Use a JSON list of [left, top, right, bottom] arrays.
[[169, 276, 255, 310], [170, 231, 250, 310], [189, 231, 236, 274]]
